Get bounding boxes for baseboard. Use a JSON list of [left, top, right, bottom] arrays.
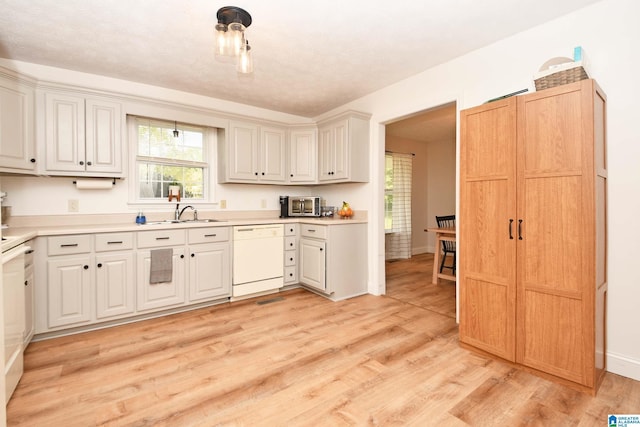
[[607, 351, 640, 381], [412, 246, 434, 255]]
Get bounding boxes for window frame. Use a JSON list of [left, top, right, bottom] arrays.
[[127, 115, 217, 208]]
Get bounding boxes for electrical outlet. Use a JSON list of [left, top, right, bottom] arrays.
[[260, 199, 267, 209], [68, 199, 79, 212], [220, 199, 226, 209]]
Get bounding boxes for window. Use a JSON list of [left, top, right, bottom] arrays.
[[132, 117, 209, 202], [384, 153, 393, 231]]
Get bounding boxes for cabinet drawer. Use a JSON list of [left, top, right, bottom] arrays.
[[137, 229, 185, 248], [48, 235, 92, 256], [284, 236, 297, 250], [285, 251, 297, 266], [95, 232, 134, 252], [188, 227, 230, 244], [284, 266, 298, 283], [285, 224, 298, 236], [300, 224, 327, 240]]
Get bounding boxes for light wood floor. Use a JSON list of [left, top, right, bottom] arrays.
[[7, 253, 640, 426]]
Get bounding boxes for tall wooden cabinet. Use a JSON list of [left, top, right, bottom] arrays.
[[459, 79, 607, 394]]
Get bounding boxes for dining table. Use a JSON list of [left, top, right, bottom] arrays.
[[424, 226, 456, 284]]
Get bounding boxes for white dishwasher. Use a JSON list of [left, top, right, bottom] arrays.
[[233, 224, 284, 298]]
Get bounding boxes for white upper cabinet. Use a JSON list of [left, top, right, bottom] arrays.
[[288, 127, 317, 183], [42, 90, 123, 177], [219, 121, 286, 184], [259, 126, 287, 182], [0, 72, 36, 173], [318, 112, 370, 183]]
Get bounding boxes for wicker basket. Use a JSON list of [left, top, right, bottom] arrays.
[[534, 64, 589, 91]]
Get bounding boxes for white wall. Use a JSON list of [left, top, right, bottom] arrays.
[[329, 0, 639, 380]]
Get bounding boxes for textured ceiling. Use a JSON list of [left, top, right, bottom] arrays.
[[0, 0, 600, 118]]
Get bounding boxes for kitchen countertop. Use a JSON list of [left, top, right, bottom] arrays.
[[1, 216, 367, 253]]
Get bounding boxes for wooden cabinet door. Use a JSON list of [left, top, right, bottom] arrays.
[[515, 81, 596, 385], [259, 126, 286, 182], [85, 97, 122, 174], [459, 98, 517, 361], [47, 255, 92, 328], [95, 252, 135, 319], [188, 243, 231, 302]]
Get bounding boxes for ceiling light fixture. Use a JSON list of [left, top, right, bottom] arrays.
[[214, 6, 253, 74]]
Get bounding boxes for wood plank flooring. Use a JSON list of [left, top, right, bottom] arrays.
[[7, 253, 640, 426]]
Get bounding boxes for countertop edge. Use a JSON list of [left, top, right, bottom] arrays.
[[2, 217, 367, 251]]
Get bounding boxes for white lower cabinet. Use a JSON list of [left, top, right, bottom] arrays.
[[95, 232, 135, 320], [47, 254, 93, 329], [298, 222, 368, 301], [96, 252, 135, 319], [299, 238, 326, 291], [188, 243, 230, 302], [35, 227, 232, 336], [136, 247, 186, 312], [284, 224, 299, 284], [23, 244, 35, 346]]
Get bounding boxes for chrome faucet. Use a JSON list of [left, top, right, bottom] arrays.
[[176, 204, 197, 221]]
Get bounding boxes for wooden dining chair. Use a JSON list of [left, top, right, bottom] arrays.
[[435, 215, 456, 275]]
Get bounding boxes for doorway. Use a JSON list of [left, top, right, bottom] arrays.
[[383, 102, 457, 303], [384, 102, 457, 258]]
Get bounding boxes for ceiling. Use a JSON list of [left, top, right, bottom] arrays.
[[0, 0, 600, 118], [386, 103, 457, 144]]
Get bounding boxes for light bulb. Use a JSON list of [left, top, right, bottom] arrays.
[[237, 40, 253, 74], [227, 22, 245, 57], [214, 23, 229, 57]]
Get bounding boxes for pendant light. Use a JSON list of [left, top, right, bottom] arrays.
[[214, 6, 253, 74]]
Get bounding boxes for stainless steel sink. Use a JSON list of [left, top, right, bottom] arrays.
[[141, 219, 226, 225]]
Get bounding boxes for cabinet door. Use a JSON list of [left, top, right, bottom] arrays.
[[459, 98, 517, 361], [318, 125, 334, 181], [299, 238, 326, 292], [227, 121, 259, 181], [515, 82, 596, 385], [85, 97, 122, 174], [259, 126, 286, 182], [47, 255, 92, 328], [44, 92, 86, 172], [318, 120, 348, 181], [136, 248, 186, 312], [288, 129, 317, 183], [0, 77, 35, 171], [24, 262, 34, 346], [96, 252, 135, 319], [331, 119, 349, 180], [188, 243, 231, 302]]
